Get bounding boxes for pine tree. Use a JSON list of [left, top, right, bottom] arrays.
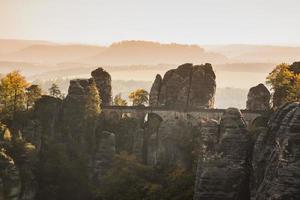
[[26, 84, 42, 109], [48, 83, 62, 98]]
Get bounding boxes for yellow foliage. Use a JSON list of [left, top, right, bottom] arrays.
[[0, 70, 29, 117], [3, 128, 12, 141], [266, 63, 300, 107], [128, 88, 149, 106]]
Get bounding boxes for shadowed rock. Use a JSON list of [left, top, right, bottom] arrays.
[[194, 108, 251, 200], [246, 83, 270, 111], [149, 63, 216, 109], [252, 102, 300, 200], [91, 131, 115, 185], [149, 74, 162, 106], [0, 150, 21, 200]]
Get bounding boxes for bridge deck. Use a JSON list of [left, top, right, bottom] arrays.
[[102, 106, 264, 114]]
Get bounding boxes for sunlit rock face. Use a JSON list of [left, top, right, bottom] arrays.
[[252, 102, 300, 200], [91, 67, 112, 106], [149, 63, 216, 109], [194, 108, 251, 200], [246, 83, 270, 111]]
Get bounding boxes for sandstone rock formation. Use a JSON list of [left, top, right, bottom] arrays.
[[0, 149, 21, 200], [91, 68, 112, 106], [149, 63, 216, 109], [149, 75, 162, 106], [193, 108, 251, 200], [91, 130, 116, 185], [22, 96, 62, 151], [5, 66, 300, 199], [246, 83, 270, 111], [252, 102, 300, 200]]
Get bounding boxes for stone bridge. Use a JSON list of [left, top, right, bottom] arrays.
[[102, 106, 263, 126]]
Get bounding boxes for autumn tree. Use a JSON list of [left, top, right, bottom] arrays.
[[128, 89, 149, 106], [114, 93, 127, 106], [26, 84, 42, 109], [85, 81, 101, 119], [48, 83, 62, 98], [0, 71, 29, 117], [266, 63, 300, 107]]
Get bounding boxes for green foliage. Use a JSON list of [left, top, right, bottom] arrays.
[[266, 63, 300, 107], [128, 88, 149, 106], [36, 143, 91, 200], [85, 81, 101, 119], [113, 93, 127, 106], [160, 167, 195, 200], [95, 152, 195, 200], [0, 71, 29, 118], [26, 84, 42, 109], [95, 152, 160, 200], [48, 83, 62, 98]]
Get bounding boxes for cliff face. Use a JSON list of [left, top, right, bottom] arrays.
[[193, 103, 300, 200], [193, 108, 251, 200], [252, 102, 300, 199], [0, 149, 21, 200], [149, 63, 216, 109]]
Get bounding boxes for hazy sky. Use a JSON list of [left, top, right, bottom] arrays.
[[1, 0, 299, 45]]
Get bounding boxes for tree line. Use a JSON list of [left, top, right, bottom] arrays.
[[0, 71, 150, 119]]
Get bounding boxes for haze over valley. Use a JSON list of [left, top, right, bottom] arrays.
[[1, 39, 295, 108]]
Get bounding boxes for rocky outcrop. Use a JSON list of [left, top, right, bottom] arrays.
[[22, 96, 62, 151], [252, 102, 300, 199], [91, 130, 116, 185], [91, 68, 112, 106], [149, 63, 216, 109], [246, 83, 270, 111], [194, 108, 251, 200], [62, 79, 101, 149], [0, 149, 21, 200], [149, 75, 162, 106]]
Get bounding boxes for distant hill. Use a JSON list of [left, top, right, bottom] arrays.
[[0, 39, 55, 55], [204, 44, 300, 63], [1, 39, 299, 77], [0, 39, 228, 67], [0, 43, 106, 64], [80, 40, 228, 65]]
